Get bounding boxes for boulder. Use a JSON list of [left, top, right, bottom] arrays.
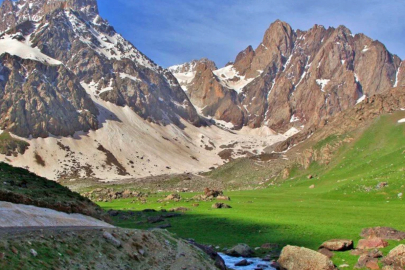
[[382, 244, 405, 268], [216, 195, 231, 201], [204, 188, 223, 198], [147, 216, 164, 224], [235, 259, 249, 266], [164, 194, 181, 201], [361, 227, 405, 241], [225, 244, 253, 257], [212, 203, 232, 209], [355, 249, 383, 269], [309, 185, 315, 189], [358, 238, 389, 250], [278, 245, 337, 270], [319, 239, 354, 251]]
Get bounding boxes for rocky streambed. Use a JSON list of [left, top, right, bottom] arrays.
[[219, 253, 276, 270]]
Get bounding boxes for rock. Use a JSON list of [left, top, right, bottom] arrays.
[[225, 244, 253, 257], [355, 249, 383, 269], [278, 245, 337, 270], [319, 239, 354, 251], [162, 213, 181, 218], [339, 264, 350, 268], [365, 259, 380, 270], [204, 188, 224, 198], [377, 182, 388, 189], [108, 210, 119, 217], [307, 175, 313, 179], [164, 194, 181, 201], [382, 244, 405, 268], [361, 227, 405, 241], [192, 203, 200, 207], [235, 259, 249, 266], [318, 248, 334, 258], [102, 231, 121, 248], [261, 243, 279, 250], [309, 185, 315, 189], [155, 223, 171, 229], [11, 246, 18, 254], [147, 216, 164, 224], [30, 249, 38, 257], [188, 240, 227, 270], [142, 209, 156, 213], [216, 195, 231, 201], [271, 261, 282, 270], [212, 203, 232, 209], [168, 207, 190, 212], [0, 252, 4, 260], [358, 238, 389, 250]]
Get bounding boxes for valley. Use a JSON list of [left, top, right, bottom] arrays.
[[0, 0, 404, 269]]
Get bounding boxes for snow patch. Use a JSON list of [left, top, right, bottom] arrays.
[[316, 79, 330, 92], [213, 65, 255, 93], [0, 38, 62, 65]]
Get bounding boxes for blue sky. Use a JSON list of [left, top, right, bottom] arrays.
[[97, 0, 405, 68]]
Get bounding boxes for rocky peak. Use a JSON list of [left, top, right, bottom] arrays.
[[261, 20, 295, 55], [168, 58, 217, 74], [0, 0, 99, 32], [233, 45, 255, 75]]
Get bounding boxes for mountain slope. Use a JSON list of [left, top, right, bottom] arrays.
[[170, 20, 402, 132], [0, 0, 201, 139]]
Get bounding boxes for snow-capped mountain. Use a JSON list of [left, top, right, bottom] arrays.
[[0, 0, 292, 180], [170, 20, 404, 132], [0, 0, 201, 138]]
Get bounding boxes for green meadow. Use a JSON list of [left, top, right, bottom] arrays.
[[98, 112, 405, 268]]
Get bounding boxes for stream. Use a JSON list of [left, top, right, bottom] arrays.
[[218, 253, 276, 270]]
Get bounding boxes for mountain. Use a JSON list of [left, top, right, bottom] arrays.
[[170, 20, 403, 132], [0, 0, 201, 139], [0, 0, 291, 180]]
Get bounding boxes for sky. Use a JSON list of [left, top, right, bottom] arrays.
[[96, 0, 405, 68]]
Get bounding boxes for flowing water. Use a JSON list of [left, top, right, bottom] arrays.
[[218, 253, 276, 270]]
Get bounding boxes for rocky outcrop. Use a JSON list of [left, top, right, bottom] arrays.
[[171, 20, 402, 132], [0, 53, 98, 137], [361, 227, 405, 241], [0, 0, 201, 138]]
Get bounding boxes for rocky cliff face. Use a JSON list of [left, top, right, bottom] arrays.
[[0, 0, 200, 138], [0, 53, 98, 137], [171, 20, 402, 132]]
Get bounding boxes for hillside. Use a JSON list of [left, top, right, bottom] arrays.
[[97, 87, 405, 269], [0, 162, 106, 220]]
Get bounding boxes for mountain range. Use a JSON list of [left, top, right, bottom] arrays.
[[0, 0, 403, 181]]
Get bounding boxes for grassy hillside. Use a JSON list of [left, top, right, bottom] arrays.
[[0, 162, 107, 220], [98, 111, 405, 268]]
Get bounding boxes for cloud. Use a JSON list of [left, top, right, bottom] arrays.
[[98, 0, 405, 67]]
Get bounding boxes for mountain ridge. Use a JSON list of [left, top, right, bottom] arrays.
[[170, 20, 403, 132]]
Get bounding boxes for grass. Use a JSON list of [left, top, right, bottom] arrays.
[[0, 162, 106, 220], [97, 112, 405, 268], [0, 131, 29, 156]]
